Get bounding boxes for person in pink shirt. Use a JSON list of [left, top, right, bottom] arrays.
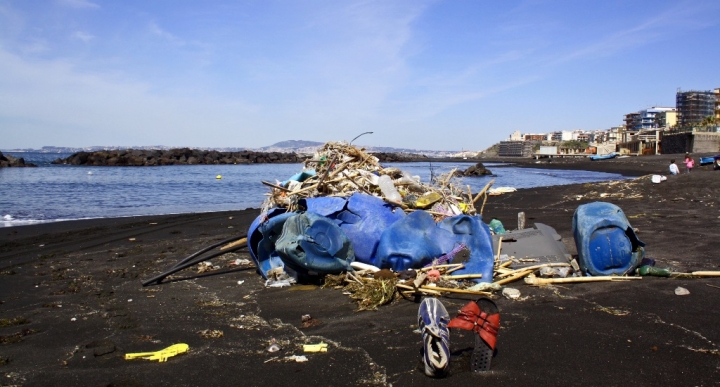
[[684, 154, 695, 173]]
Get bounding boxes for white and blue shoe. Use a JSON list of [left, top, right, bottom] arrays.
[[418, 297, 450, 377]]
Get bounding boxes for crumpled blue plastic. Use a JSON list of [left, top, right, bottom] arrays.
[[248, 208, 291, 278], [275, 211, 354, 275], [300, 193, 405, 266], [572, 201, 645, 276], [375, 211, 495, 282]]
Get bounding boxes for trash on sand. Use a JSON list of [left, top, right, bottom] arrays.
[[303, 342, 328, 353], [285, 355, 309, 363], [501, 287, 521, 299], [237, 280, 245, 285], [572, 202, 645, 276], [488, 218, 505, 234], [636, 266, 671, 277], [248, 141, 496, 287], [266, 338, 281, 353], [198, 329, 224, 339], [651, 175, 667, 184], [524, 273, 642, 285], [125, 343, 189, 362], [301, 314, 322, 328], [675, 287, 690, 296]]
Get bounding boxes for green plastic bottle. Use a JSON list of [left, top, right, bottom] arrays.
[[636, 265, 671, 277]]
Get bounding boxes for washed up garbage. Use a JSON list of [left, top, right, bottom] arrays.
[[249, 141, 496, 284], [675, 287, 690, 296], [572, 202, 645, 276], [539, 266, 571, 278], [636, 265, 671, 277], [488, 218, 505, 234], [501, 287, 521, 299], [125, 344, 189, 362], [488, 187, 517, 195], [303, 342, 328, 353], [651, 175, 667, 184]]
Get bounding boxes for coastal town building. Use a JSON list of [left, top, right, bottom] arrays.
[[497, 140, 535, 157], [497, 85, 718, 158], [676, 89, 716, 130]]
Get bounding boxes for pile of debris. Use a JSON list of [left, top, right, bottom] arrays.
[[260, 141, 491, 217]]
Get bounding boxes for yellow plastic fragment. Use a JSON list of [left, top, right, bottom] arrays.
[[414, 192, 442, 209], [303, 342, 328, 353], [125, 343, 189, 362]]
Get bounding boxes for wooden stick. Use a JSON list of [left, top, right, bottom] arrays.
[[495, 263, 572, 279], [525, 275, 642, 285], [493, 269, 534, 286], [396, 283, 442, 295], [444, 264, 466, 274], [419, 285, 493, 296], [220, 237, 247, 251], [691, 271, 720, 277], [494, 238, 503, 267], [442, 274, 482, 280], [419, 264, 464, 272], [472, 179, 495, 204], [261, 180, 292, 192]]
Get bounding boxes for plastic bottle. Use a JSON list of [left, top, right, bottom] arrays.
[[636, 265, 671, 277], [378, 175, 402, 203]]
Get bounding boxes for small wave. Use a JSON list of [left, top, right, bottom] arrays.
[[3, 214, 14, 221]]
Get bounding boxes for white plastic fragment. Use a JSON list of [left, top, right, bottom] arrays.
[[285, 355, 308, 363], [502, 287, 522, 300], [675, 287, 690, 296]]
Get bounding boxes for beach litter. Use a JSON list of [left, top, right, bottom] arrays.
[[124, 343, 189, 362], [246, 140, 500, 305]]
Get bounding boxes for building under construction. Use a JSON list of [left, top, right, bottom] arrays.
[[676, 89, 716, 130]]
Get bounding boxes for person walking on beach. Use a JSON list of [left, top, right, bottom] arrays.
[[684, 154, 694, 173], [669, 159, 679, 175]]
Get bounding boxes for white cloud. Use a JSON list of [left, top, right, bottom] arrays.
[[72, 31, 94, 42], [55, 0, 99, 9], [148, 22, 185, 46]]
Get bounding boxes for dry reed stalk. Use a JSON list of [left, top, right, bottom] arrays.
[[220, 237, 247, 251], [525, 275, 641, 285], [444, 264, 466, 274], [493, 270, 534, 286], [418, 263, 464, 272], [495, 263, 572, 279], [419, 285, 493, 296], [396, 283, 442, 295], [690, 271, 720, 277], [472, 179, 495, 204], [442, 274, 483, 280]]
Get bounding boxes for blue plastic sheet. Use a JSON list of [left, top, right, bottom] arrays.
[[572, 201, 645, 276]]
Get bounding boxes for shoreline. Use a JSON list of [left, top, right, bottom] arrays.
[[2, 157, 720, 385]]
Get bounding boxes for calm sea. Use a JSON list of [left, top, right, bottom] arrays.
[[0, 152, 627, 227]]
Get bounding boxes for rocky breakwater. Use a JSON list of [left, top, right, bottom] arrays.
[[0, 151, 37, 167], [52, 148, 302, 166], [454, 162, 493, 177]]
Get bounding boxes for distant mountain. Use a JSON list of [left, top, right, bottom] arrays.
[[2, 140, 468, 158], [262, 140, 324, 150]]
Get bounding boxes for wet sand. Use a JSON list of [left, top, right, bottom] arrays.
[[2, 154, 720, 386]]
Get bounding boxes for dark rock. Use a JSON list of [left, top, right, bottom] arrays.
[[460, 162, 493, 176], [51, 149, 303, 166], [0, 151, 37, 168]]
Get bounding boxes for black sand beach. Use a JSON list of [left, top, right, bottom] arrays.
[[2, 155, 720, 386]]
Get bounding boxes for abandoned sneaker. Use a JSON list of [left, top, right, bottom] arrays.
[[448, 297, 500, 372], [418, 297, 450, 377]]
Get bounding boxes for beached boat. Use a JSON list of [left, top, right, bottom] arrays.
[[700, 156, 716, 165], [589, 153, 617, 161]]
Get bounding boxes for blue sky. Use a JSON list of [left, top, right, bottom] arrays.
[[1, 0, 719, 151]]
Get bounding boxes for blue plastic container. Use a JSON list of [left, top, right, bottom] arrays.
[[572, 202, 645, 276]]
